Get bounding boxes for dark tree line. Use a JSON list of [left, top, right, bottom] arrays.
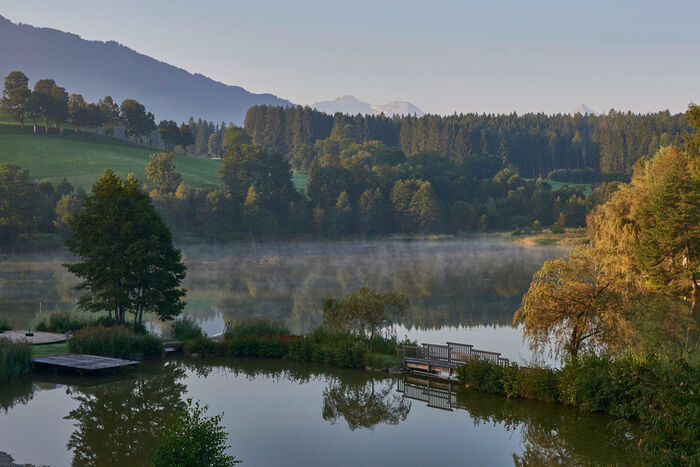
[[244, 105, 689, 177]]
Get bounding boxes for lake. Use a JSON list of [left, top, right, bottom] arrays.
[[0, 358, 637, 466], [0, 238, 642, 465], [0, 238, 565, 364]]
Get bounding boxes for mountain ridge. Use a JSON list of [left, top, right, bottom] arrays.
[[313, 95, 424, 116], [0, 14, 292, 124]]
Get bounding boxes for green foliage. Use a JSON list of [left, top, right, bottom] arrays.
[[322, 287, 408, 352], [66, 169, 187, 325], [68, 326, 163, 359], [146, 152, 183, 195], [287, 327, 367, 368], [34, 310, 148, 334], [151, 399, 239, 467], [0, 164, 36, 246], [171, 318, 204, 341], [0, 338, 32, 381], [456, 353, 700, 465], [0, 319, 11, 331], [221, 318, 288, 358]]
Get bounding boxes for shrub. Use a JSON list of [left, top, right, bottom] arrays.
[[0, 338, 32, 380], [287, 327, 366, 368], [0, 318, 12, 331], [558, 353, 616, 412], [151, 399, 239, 466], [172, 318, 204, 341], [138, 333, 165, 358], [224, 318, 289, 340], [456, 359, 506, 394], [35, 311, 93, 333], [517, 367, 559, 402], [184, 337, 217, 356], [68, 326, 162, 359]]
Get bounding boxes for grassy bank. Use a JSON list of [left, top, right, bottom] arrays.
[[0, 122, 220, 189], [456, 353, 699, 464], [502, 227, 588, 246]]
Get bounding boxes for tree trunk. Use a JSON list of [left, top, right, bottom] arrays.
[[369, 327, 374, 353], [32, 121, 37, 133]]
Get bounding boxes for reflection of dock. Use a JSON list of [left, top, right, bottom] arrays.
[[397, 342, 509, 379], [397, 376, 461, 411]]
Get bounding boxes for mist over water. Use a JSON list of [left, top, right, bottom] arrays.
[[0, 238, 566, 363]]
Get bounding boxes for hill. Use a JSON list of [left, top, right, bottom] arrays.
[[0, 123, 309, 192], [0, 15, 292, 124], [0, 122, 220, 189], [313, 95, 424, 116]]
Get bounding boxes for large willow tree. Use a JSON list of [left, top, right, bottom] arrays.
[[66, 169, 186, 326]]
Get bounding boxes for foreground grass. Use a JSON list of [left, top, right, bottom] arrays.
[[0, 122, 220, 189]]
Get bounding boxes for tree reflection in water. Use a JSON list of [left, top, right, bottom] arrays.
[[65, 362, 187, 467], [399, 376, 639, 466], [322, 376, 411, 430]]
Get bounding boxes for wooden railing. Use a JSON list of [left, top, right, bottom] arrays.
[[397, 341, 508, 369]]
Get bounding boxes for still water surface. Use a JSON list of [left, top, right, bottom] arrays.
[[0, 358, 637, 466], [0, 238, 641, 465], [0, 238, 565, 363]]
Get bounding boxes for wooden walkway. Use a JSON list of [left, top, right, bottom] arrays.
[[0, 330, 67, 345], [397, 342, 509, 378], [33, 354, 138, 372]]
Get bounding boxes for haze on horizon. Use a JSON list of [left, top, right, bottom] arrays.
[[2, 0, 699, 116]]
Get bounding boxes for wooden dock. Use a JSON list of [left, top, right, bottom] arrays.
[[397, 342, 509, 378], [33, 354, 138, 373]]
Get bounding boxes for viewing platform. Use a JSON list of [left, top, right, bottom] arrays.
[[0, 330, 66, 345], [397, 342, 509, 379], [33, 354, 138, 373]]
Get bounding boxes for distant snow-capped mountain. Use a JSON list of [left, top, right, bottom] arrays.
[[571, 104, 599, 116], [313, 95, 424, 116]]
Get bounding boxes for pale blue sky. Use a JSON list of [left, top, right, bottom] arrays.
[[2, 0, 698, 114]]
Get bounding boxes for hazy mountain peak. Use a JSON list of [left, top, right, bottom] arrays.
[[0, 15, 291, 123], [313, 95, 424, 116], [571, 104, 599, 116]]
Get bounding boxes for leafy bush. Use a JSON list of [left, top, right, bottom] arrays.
[[0, 318, 12, 331], [68, 326, 162, 359], [0, 338, 32, 380], [288, 327, 366, 368], [151, 399, 239, 467], [224, 318, 289, 340], [172, 318, 204, 341], [456, 353, 700, 465], [138, 333, 165, 358], [184, 337, 217, 356]]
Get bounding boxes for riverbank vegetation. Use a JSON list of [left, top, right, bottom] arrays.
[[68, 326, 164, 359], [0, 339, 32, 381], [504, 103, 700, 464]]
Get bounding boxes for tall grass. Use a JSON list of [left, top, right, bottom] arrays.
[[0, 338, 32, 380], [34, 311, 147, 334], [69, 326, 163, 359], [171, 318, 204, 341]]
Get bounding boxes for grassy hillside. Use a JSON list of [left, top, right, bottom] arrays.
[[0, 123, 310, 193], [523, 177, 592, 196], [0, 122, 220, 189]]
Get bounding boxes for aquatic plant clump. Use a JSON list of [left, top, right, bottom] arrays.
[[69, 326, 163, 359], [0, 338, 32, 380]]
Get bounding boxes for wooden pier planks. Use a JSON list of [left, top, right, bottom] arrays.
[[33, 354, 138, 372]]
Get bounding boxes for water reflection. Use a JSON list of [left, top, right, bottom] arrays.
[[64, 363, 187, 466], [322, 377, 410, 430], [0, 358, 638, 465], [399, 376, 639, 466]]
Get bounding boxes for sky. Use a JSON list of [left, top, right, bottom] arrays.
[[1, 0, 699, 115]]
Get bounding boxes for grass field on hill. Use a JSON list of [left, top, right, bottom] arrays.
[[523, 177, 592, 196], [0, 122, 311, 193], [0, 122, 220, 189]]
